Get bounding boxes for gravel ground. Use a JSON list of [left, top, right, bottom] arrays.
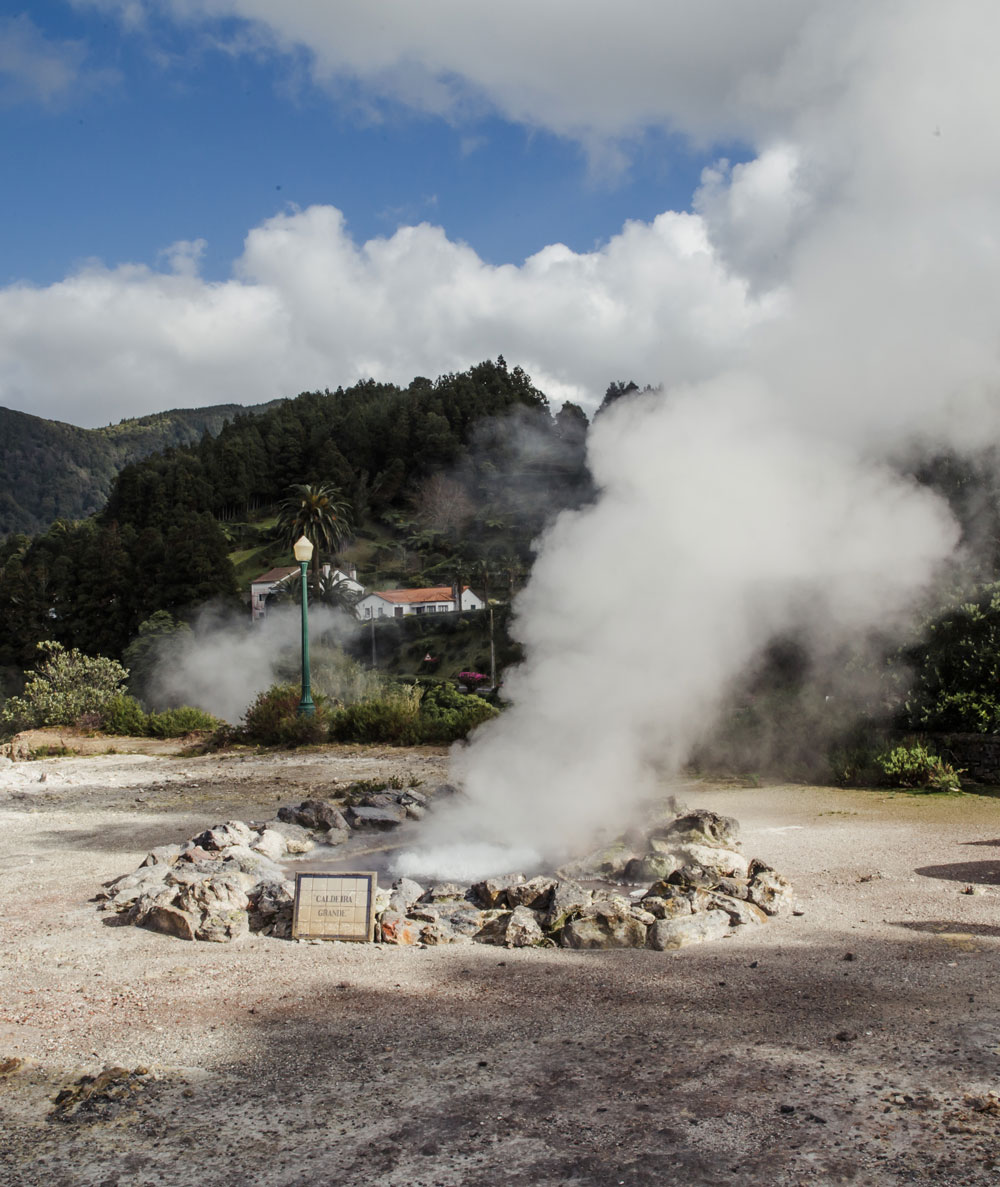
[[2, 746, 1000, 1186]]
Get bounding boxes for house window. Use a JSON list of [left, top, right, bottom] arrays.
[[364, 607, 371, 619], [378, 607, 385, 617]]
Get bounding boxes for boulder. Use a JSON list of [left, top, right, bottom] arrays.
[[139, 845, 183, 868], [647, 909, 731, 950], [471, 873, 526, 909], [505, 876, 557, 911], [503, 905, 546, 947], [667, 843, 750, 888], [137, 902, 198, 942], [653, 810, 741, 849], [261, 820, 315, 854], [542, 881, 592, 932], [641, 892, 694, 920], [248, 880, 295, 937], [692, 889, 768, 926], [250, 828, 287, 862], [192, 820, 255, 851], [345, 805, 406, 829], [624, 852, 682, 883], [474, 909, 513, 944], [433, 902, 485, 937], [746, 860, 795, 916], [389, 877, 425, 910], [561, 899, 648, 949], [277, 800, 348, 832], [379, 910, 423, 945], [398, 788, 428, 808]]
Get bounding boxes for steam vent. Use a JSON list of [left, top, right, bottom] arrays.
[[99, 784, 795, 949]]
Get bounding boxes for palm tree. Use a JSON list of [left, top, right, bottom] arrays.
[[276, 483, 353, 587]]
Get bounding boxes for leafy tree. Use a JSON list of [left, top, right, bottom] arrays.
[[0, 642, 129, 737]]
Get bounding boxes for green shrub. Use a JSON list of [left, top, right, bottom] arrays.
[[875, 741, 963, 792], [241, 683, 331, 746], [329, 681, 499, 745], [417, 680, 499, 743], [329, 684, 423, 745], [100, 694, 151, 737], [0, 642, 130, 738], [146, 705, 222, 737]]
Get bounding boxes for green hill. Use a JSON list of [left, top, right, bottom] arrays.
[[0, 401, 280, 536]]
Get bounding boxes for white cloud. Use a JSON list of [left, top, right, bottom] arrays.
[[0, 203, 770, 425]]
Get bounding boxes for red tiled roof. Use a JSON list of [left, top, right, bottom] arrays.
[[251, 566, 298, 586], [368, 585, 468, 604]]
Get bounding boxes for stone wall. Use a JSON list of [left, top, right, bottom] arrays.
[[925, 733, 1000, 785]]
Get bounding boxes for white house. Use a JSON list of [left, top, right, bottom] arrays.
[[355, 585, 484, 620], [251, 563, 363, 621]]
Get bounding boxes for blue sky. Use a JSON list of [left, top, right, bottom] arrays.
[[4, 3, 733, 288], [4, 2, 980, 431]]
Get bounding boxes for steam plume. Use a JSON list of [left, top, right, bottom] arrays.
[[404, 2, 1000, 874]]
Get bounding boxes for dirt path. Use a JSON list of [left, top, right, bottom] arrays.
[[2, 749, 1000, 1185]]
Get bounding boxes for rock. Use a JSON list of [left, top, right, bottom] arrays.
[[139, 845, 183, 868], [179, 845, 219, 865], [641, 894, 694, 920], [360, 792, 397, 808], [647, 909, 731, 950], [173, 875, 250, 943], [319, 827, 350, 848], [215, 845, 284, 881], [277, 800, 348, 832], [345, 805, 406, 829], [248, 880, 295, 937], [250, 828, 287, 862], [421, 882, 467, 903], [746, 860, 795, 916], [667, 843, 750, 888], [654, 810, 741, 849], [474, 910, 513, 944], [503, 905, 545, 947], [693, 889, 768, 926], [136, 902, 198, 942], [505, 876, 557, 910], [379, 910, 423, 945], [433, 782, 462, 798], [629, 906, 658, 926], [542, 881, 592, 932], [433, 902, 485, 936], [624, 852, 682, 882], [100, 865, 171, 908], [471, 873, 527, 909], [561, 899, 648, 949], [398, 788, 428, 808], [418, 921, 459, 945], [390, 877, 425, 907], [262, 820, 315, 854], [404, 804, 427, 821], [192, 820, 255, 851]]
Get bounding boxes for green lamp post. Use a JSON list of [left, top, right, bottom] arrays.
[[293, 534, 316, 717]]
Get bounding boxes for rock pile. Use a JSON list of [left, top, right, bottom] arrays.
[[374, 808, 795, 949], [98, 792, 795, 951]]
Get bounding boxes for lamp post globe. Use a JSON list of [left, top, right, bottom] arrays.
[[293, 535, 316, 717]]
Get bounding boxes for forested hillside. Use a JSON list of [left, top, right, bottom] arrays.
[[0, 401, 279, 536], [0, 359, 590, 670]]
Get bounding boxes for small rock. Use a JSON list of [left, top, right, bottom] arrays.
[[505, 876, 557, 910]]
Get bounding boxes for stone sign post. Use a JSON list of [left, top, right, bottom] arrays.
[[292, 871, 377, 941]]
